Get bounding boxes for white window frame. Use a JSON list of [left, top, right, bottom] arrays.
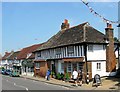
[[37, 52, 41, 57], [67, 62, 72, 72], [56, 48, 61, 55], [61, 63, 64, 72], [35, 62, 40, 69], [96, 63, 101, 71], [67, 46, 74, 56], [78, 62, 83, 71]]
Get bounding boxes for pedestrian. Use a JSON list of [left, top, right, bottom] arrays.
[[46, 68, 51, 81], [72, 68, 78, 86], [77, 69, 83, 86]]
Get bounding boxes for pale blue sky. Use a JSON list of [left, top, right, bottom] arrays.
[[2, 2, 118, 54]]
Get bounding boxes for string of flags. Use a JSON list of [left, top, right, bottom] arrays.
[[81, 0, 120, 26]]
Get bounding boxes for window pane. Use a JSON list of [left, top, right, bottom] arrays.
[[88, 45, 93, 51], [35, 63, 40, 69], [61, 63, 64, 71], [56, 48, 61, 55], [68, 46, 74, 54], [67, 63, 71, 72]]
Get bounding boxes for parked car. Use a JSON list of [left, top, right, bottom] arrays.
[[1, 69, 6, 75], [2, 69, 12, 75], [5, 69, 12, 75]]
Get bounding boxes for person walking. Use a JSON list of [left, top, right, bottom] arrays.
[[72, 68, 78, 86], [78, 69, 83, 86], [46, 69, 51, 81]]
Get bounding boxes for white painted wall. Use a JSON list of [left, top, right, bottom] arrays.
[[92, 61, 106, 78], [87, 45, 106, 61]]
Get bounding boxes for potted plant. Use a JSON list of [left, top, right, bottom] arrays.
[[56, 73, 61, 80]]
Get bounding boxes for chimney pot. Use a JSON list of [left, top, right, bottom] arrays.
[[64, 19, 68, 24], [61, 19, 70, 30], [107, 23, 112, 28]]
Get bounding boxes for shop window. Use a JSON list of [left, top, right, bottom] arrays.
[[67, 62, 72, 72], [78, 62, 83, 71], [61, 63, 64, 71], [35, 62, 40, 69]]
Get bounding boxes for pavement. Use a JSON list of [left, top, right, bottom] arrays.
[[20, 75, 120, 90]]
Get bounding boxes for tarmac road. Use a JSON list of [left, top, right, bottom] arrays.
[[2, 75, 69, 91]]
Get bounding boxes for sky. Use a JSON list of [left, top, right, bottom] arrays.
[[2, 1, 119, 55]]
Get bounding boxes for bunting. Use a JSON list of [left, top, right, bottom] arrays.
[[81, 0, 119, 24]]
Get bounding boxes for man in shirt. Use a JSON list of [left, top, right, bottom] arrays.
[[72, 68, 78, 86]]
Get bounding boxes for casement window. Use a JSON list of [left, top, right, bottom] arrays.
[[88, 45, 93, 52], [67, 62, 72, 72], [61, 63, 64, 71], [78, 62, 83, 70], [97, 63, 101, 70], [56, 48, 61, 55], [68, 46, 74, 56], [103, 45, 106, 50], [35, 62, 40, 69], [37, 52, 41, 57]]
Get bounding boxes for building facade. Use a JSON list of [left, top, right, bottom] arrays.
[[34, 20, 117, 82]]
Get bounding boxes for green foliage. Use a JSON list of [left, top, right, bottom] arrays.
[[56, 73, 61, 80], [51, 71, 55, 75], [65, 72, 70, 81]]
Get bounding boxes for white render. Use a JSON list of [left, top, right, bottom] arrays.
[[92, 61, 106, 78], [87, 45, 106, 61]]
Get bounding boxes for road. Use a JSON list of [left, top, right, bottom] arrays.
[[2, 75, 70, 91]]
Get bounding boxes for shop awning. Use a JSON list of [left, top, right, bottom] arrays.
[[63, 57, 84, 62]]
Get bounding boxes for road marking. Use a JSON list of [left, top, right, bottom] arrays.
[[14, 83, 16, 85]]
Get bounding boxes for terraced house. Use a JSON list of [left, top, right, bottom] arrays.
[[34, 19, 118, 82]]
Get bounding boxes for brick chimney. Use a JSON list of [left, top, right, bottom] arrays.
[[61, 19, 70, 30], [105, 23, 116, 72]]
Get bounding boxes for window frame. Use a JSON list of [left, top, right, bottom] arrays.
[[55, 48, 61, 55], [67, 62, 72, 72], [96, 63, 101, 71], [37, 52, 41, 57], [35, 62, 40, 69], [67, 46, 74, 56], [61, 63, 64, 72], [88, 45, 93, 52]]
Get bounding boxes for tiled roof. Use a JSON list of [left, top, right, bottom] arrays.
[[2, 52, 12, 60], [36, 22, 106, 51], [17, 44, 43, 60], [9, 51, 20, 60]]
